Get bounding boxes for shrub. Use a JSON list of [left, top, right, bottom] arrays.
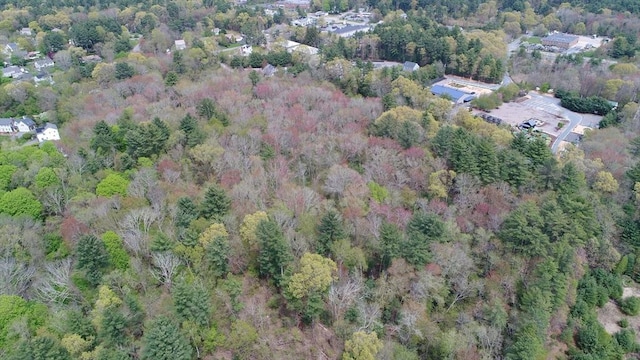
[[619, 297, 640, 316]]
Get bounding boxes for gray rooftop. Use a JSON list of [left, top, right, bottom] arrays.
[[543, 33, 579, 44], [0, 118, 12, 126]]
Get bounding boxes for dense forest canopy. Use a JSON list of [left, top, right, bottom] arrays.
[[0, 0, 639, 359]]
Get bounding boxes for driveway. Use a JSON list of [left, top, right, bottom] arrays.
[[525, 93, 583, 153]]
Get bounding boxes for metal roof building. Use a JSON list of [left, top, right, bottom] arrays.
[[431, 85, 475, 103]]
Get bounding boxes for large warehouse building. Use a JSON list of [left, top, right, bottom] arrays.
[[541, 33, 579, 49]]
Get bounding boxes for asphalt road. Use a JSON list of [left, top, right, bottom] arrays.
[[525, 93, 582, 153]]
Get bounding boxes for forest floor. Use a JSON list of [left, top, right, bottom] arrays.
[[597, 286, 640, 341]]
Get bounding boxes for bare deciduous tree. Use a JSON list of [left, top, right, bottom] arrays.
[[0, 258, 35, 296], [328, 274, 364, 320], [36, 258, 74, 304], [151, 252, 181, 290]]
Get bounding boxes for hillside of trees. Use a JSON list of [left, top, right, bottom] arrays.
[[0, 0, 640, 359]]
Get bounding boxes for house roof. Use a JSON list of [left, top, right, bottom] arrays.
[[44, 122, 58, 130], [6, 43, 18, 51], [34, 59, 54, 66], [403, 61, 419, 71], [2, 65, 20, 74], [0, 118, 12, 126], [565, 132, 583, 144], [263, 63, 276, 76], [543, 33, 579, 44], [431, 84, 475, 102], [17, 117, 35, 126], [331, 25, 370, 35]]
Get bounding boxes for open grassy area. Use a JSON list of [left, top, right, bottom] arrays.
[[525, 36, 542, 44]]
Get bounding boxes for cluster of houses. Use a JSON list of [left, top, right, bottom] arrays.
[[2, 41, 55, 84], [0, 117, 60, 142]]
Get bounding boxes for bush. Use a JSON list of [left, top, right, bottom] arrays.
[[618, 319, 629, 328], [614, 328, 637, 352], [619, 297, 640, 316]]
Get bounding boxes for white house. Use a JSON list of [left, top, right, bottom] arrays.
[[0, 119, 13, 133], [4, 43, 18, 54], [402, 61, 419, 72], [14, 117, 36, 132], [175, 39, 186, 51], [240, 44, 252, 56], [20, 28, 32, 36], [34, 72, 53, 85], [2, 66, 25, 78], [36, 123, 60, 142], [34, 58, 54, 71]]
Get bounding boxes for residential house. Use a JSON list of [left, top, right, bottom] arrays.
[[0, 119, 13, 133], [292, 17, 314, 26], [4, 43, 18, 54], [81, 55, 102, 63], [14, 117, 36, 132], [20, 28, 32, 36], [34, 72, 53, 85], [36, 123, 60, 142], [24, 51, 40, 60], [225, 34, 244, 43], [262, 63, 276, 77], [175, 39, 187, 51], [2, 66, 25, 78], [402, 61, 419, 72], [14, 72, 33, 82], [34, 58, 54, 71], [241, 44, 252, 56], [213, 28, 220, 35]]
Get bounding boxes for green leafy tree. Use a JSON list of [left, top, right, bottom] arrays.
[[141, 317, 192, 360], [173, 281, 210, 327], [0, 164, 17, 191], [76, 234, 109, 287], [9, 336, 70, 360], [42, 32, 66, 53], [34, 167, 60, 189], [343, 331, 383, 360], [101, 231, 129, 270], [0, 187, 42, 219], [316, 210, 346, 256], [0, 295, 48, 349], [200, 185, 231, 221], [257, 219, 293, 287], [96, 173, 129, 197]]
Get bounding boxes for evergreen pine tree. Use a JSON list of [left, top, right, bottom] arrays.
[[76, 234, 109, 287], [173, 281, 210, 327], [175, 197, 198, 228], [476, 138, 499, 184], [379, 222, 402, 269], [200, 185, 231, 221], [316, 211, 345, 256], [257, 219, 293, 287], [205, 235, 230, 278], [141, 317, 192, 360]]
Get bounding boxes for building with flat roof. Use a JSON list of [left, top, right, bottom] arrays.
[[542, 33, 579, 49], [431, 85, 475, 104]]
